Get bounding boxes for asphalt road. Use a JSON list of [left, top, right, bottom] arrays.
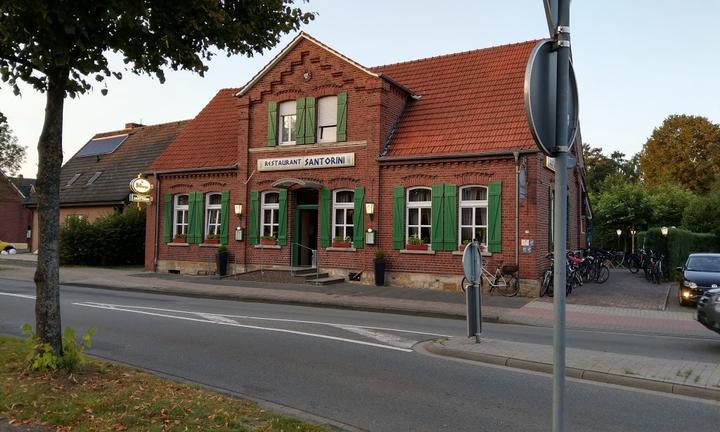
[[1, 278, 718, 432]]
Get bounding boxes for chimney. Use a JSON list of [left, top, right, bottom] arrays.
[[17, 174, 23, 179], [125, 122, 144, 129]]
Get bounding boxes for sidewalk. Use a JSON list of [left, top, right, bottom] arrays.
[[2, 256, 718, 401], [424, 337, 720, 401]]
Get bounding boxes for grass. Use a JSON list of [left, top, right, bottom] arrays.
[[0, 336, 329, 431], [676, 368, 693, 380]]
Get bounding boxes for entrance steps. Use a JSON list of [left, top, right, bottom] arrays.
[[290, 267, 346, 285]]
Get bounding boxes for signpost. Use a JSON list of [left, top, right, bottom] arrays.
[[527, 1, 574, 430], [462, 241, 483, 342], [129, 193, 152, 203]]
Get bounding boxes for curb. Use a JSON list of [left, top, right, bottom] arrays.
[[62, 281, 504, 322], [423, 341, 720, 402]]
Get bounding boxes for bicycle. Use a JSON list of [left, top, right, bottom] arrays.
[[461, 262, 519, 297]]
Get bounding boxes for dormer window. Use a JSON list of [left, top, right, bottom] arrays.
[[66, 173, 81, 187], [278, 101, 296, 145]]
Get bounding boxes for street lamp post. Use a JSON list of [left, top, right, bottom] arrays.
[[630, 228, 637, 254], [616, 229, 622, 251]]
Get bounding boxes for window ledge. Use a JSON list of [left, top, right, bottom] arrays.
[[168, 242, 189, 247], [326, 247, 357, 252], [400, 249, 436, 255], [199, 243, 221, 248], [452, 250, 493, 257], [254, 244, 281, 249]]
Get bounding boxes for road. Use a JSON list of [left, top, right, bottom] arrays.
[[1, 278, 718, 431]]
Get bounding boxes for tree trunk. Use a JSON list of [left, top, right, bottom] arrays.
[[33, 68, 68, 355]]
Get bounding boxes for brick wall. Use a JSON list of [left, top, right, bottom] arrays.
[[0, 178, 31, 245]]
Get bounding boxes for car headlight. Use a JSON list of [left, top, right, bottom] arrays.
[[683, 281, 697, 289]]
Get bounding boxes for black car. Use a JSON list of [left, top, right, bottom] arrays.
[[677, 253, 720, 306]]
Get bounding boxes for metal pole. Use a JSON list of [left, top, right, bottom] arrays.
[[553, 0, 570, 431]]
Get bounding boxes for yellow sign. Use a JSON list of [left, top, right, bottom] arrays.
[[129, 193, 152, 203]]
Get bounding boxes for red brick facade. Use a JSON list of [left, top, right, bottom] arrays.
[[0, 174, 32, 247], [144, 33, 587, 294]]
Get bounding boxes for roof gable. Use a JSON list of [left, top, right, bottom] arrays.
[[235, 32, 381, 98], [372, 40, 541, 158]]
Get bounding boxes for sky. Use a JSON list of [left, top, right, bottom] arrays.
[[2, 0, 719, 179]]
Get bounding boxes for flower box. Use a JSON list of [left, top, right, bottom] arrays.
[[172, 235, 187, 243], [406, 243, 429, 251], [332, 241, 353, 248], [204, 238, 220, 244], [260, 238, 277, 246]]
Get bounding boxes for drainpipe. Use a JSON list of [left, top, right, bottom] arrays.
[[153, 173, 160, 272], [513, 151, 520, 267]]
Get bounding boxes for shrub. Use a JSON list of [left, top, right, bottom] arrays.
[[638, 227, 719, 277], [21, 324, 96, 372], [60, 206, 145, 266]]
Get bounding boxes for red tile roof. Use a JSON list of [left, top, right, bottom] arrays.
[[371, 40, 540, 158], [149, 88, 240, 171]]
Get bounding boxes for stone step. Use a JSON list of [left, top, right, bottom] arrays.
[[292, 267, 318, 276], [304, 272, 329, 280], [307, 276, 346, 286]]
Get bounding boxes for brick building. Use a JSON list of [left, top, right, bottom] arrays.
[[145, 33, 589, 295], [0, 172, 34, 249]]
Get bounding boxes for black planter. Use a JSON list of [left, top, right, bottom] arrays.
[[374, 259, 385, 286], [216, 251, 228, 276]]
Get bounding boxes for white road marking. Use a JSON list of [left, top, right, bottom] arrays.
[[74, 301, 448, 337], [196, 313, 239, 325], [0, 291, 35, 300], [337, 325, 417, 349], [73, 301, 414, 353]]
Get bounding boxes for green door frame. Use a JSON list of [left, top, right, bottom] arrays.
[[292, 204, 318, 267]]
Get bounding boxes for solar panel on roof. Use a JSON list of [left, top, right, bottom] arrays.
[[76, 134, 128, 157]]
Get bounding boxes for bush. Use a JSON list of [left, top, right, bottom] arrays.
[[60, 206, 146, 266], [22, 324, 96, 372], [637, 227, 719, 276]]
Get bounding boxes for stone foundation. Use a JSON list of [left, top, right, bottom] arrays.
[[156, 259, 245, 276]]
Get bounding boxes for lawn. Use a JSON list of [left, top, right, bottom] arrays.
[[0, 336, 329, 431]]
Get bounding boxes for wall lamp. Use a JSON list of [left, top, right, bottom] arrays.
[[616, 229, 622, 237], [234, 204, 243, 219], [365, 202, 375, 221], [661, 226, 669, 237]]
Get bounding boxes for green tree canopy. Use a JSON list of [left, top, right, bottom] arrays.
[[639, 115, 720, 194], [582, 143, 639, 194], [0, 112, 26, 175], [591, 183, 652, 249], [647, 183, 697, 228], [682, 188, 720, 234], [0, 0, 314, 355]]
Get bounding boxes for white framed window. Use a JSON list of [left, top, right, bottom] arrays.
[[459, 186, 488, 246], [406, 187, 431, 245], [278, 101, 296, 145], [173, 194, 189, 237], [261, 191, 280, 238], [205, 193, 222, 237], [317, 96, 337, 143], [332, 189, 354, 240]]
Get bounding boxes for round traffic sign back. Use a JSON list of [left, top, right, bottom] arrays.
[[524, 39, 579, 157]]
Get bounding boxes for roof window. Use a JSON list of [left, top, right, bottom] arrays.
[[86, 172, 102, 185], [66, 173, 81, 187]]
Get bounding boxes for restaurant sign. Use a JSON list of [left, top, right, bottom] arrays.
[[258, 153, 355, 172]]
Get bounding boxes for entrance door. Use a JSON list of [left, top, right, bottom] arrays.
[[293, 188, 319, 267], [296, 208, 318, 266]]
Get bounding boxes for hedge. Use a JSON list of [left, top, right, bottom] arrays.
[[60, 206, 146, 266], [637, 227, 720, 274]]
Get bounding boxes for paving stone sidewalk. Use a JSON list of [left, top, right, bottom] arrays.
[[425, 337, 720, 401]]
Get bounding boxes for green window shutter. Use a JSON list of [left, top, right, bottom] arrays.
[[163, 193, 172, 243], [220, 191, 230, 245], [187, 192, 202, 244], [278, 189, 288, 245], [431, 184, 444, 251], [353, 187, 365, 248], [249, 190, 259, 245], [295, 97, 306, 145], [305, 96, 315, 144], [267, 101, 278, 147], [319, 188, 331, 248], [488, 182, 502, 253], [443, 184, 457, 251], [337, 91, 347, 142], [392, 185, 405, 249]]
